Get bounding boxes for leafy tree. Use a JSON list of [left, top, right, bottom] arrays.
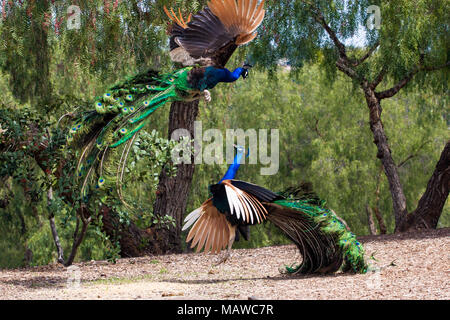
[[251, 0, 449, 231], [0, 0, 186, 266]]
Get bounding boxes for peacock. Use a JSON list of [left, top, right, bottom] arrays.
[[66, 0, 266, 200], [182, 145, 368, 274]]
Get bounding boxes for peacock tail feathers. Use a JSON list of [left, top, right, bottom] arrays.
[[271, 189, 368, 274], [67, 67, 195, 204]]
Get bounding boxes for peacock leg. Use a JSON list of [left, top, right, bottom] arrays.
[[214, 225, 236, 266]]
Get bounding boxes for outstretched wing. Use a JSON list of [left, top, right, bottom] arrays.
[[218, 179, 281, 224], [165, 0, 265, 67], [183, 198, 235, 253], [228, 180, 282, 202]]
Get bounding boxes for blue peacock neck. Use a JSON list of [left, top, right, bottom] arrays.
[[222, 67, 245, 82], [219, 148, 245, 183]]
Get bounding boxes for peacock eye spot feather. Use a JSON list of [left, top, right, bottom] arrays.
[[143, 101, 150, 107], [97, 177, 105, 188], [120, 129, 128, 135]]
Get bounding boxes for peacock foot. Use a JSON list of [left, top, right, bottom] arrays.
[[214, 252, 231, 266]]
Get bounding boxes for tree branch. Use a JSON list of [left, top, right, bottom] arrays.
[[376, 61, 450, 100], [352, 41, 380, 67], [302, 1, 348, 59], [48, 186, 65, 265], [375, 70, 419, 100], [308, 116, 324, 139], [397, 141, 430, 168], [370, 66, 387, 90], [336, 57, 358, 79], [65, 211, 91, 267], [365, 205, 378, 235], [312, 11, 347, 59]]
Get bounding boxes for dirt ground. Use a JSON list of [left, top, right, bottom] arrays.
[[0, 228, 448, 300]]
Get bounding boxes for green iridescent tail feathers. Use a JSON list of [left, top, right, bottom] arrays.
[[67, 67, 193, 149], [66, 67, 193, 202], [273, 184, 368, 274]]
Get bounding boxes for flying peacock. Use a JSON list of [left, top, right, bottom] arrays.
[[182, 146, 368, 274], [66, 0, 266, 201]]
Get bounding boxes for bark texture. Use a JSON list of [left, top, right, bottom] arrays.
[[151, 99, 200, 253], [397, 141, 450, 232], [363, 87, 408, 227]]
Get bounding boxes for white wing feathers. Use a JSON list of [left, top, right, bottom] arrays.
[[182, 182, 269, 254], [223, 181, 267, 224], [182, 206, 204, 231]]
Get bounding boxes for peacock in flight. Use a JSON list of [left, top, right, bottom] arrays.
[[66, 0, 265, 200], [182, 146, 368, 274]]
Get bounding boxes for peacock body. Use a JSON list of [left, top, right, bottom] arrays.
[[183, 146, 368, 274]]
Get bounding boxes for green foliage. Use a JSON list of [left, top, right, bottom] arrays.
[[252, 0, 448, 92], [0, 0, 178, 268]]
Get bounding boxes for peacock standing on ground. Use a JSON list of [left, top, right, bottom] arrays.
[[182, 146, 368, 274], [66, 0, 265, 200]]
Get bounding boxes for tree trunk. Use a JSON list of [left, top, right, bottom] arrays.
[[373, 206, 387, 234], [365, 205, 378, 235], [151, 99, 200, 253], [373, 165, 387, 234], [363, 86, 409, 229], [397, 141, 450, 232], [100, 205, 159, 257]]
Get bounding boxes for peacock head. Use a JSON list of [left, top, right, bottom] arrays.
[[241, 63, 253, 79], [234, 144, 245, 154], [233, 144, 250, 158]]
